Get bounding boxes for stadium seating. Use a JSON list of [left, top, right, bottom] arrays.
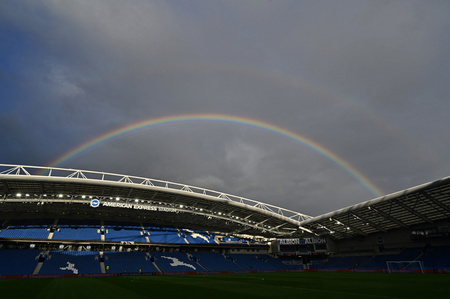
[[39, 251, 101, 275], [0, 249, 40, 275], [151, 252, 199, 272], [189, 252, 245, 272], [359, 248, 423, 269], [182, 229, 214, 244], [104, 227, 147, 243], [255, 254, 303, 270], [227, 254, 280, 271], [310, 248, 425, 270], [52, 227, 100, 241], [4, 217, 450, 275], [147, 228, 186, 244], [313, 255, 371, 269], [421, 246, 450, 270], [0, 227, 49, 239], [104, 251, 159, 273]]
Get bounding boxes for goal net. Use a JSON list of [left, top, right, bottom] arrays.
[[386, 261, 424, 274]]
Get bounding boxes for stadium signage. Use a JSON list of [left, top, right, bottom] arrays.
[[278, 238, 327, 245], [278, 239, 300, 245], [304, 238, 326, 244], [101, 201, 177, 213], [90, 199, 100, 208]]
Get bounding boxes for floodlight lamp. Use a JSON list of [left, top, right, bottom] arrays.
[[58, 194, 63, 198], [135, 199, 139, 203], [116, 197, 120, 201], [26, 194, 30, 197], [82, 195, 86, 199], [16, 193, 22, 197]]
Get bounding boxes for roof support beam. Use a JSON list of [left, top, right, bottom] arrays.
[[39, 182, 45, 196], [394, 200, 433, 223], [371, 207, 409, 228], [331, 218, 367, 236], [351, 212, 387, 233], [2, 181, 10, 194], [256, 218, 270, 226], [422, 191, 450, 214], [127, 188, 133, 198]]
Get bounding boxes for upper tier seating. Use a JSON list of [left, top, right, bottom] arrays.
[[182, 229, 214, 244], [104, 227, 147, 243], [147, 228, 186, 244], [0, 227, 49, 239], [52, 227, 100, 241]]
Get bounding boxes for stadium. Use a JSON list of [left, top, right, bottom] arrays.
[[1, 163, 450, 296]]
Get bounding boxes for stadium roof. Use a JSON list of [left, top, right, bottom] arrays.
[[299, 176, 450, 240], [1, 164, 449, 240], [0, 164, 312, 238]]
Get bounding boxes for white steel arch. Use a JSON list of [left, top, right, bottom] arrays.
[[0, 164, 313, 227]]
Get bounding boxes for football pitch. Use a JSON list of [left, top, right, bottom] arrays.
[[1, 272, 449, 298]]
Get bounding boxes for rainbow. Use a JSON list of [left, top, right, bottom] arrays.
[[46, 113, 383, 197]]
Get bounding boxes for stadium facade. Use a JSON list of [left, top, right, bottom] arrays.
[[1, 164, 450, 278]]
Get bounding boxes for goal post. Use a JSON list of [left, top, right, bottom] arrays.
[[386, 261, 424, 274]]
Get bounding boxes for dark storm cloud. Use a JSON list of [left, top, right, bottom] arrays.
[[1, 0, 450, 215]]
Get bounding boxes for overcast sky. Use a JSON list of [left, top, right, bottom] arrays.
[[1, 0, 450, 216]]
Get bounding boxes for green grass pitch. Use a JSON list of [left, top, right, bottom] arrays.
[[1, 272, 449, 298]]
